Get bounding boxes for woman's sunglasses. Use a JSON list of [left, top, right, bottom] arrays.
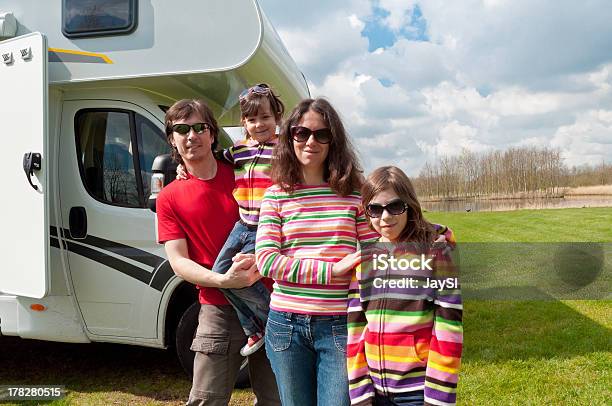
[[366, 199, 408, 218], [239, 83, 271, 100], [290, 126, 332, 144], [172, 123, 211, 135]]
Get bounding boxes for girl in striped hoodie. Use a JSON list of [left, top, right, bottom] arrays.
[[347, 166, 463, 406]]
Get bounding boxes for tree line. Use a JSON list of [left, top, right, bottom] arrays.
[[413, 147, 612, 199]]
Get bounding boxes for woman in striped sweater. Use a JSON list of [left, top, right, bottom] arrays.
[[347, 166, 463, 406], [255, 98, 378, 406]]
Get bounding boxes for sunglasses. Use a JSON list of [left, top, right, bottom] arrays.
[[290, 126, 332, 144], [366, 199, 408, 218], [171, 123, 211, 135], [239, 83, 271, 100]]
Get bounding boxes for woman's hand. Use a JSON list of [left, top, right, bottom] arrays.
[[176, 163, 188, 180]]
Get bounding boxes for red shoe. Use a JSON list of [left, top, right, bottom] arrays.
[[240, 332, 264, 356]]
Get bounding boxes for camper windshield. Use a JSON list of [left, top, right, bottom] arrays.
[[63, 0, 137, 38]]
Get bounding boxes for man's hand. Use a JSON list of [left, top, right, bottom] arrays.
[[165, 239, 260, 288], [232, 252, 255, 263], [176, 163, 188, 180], [220, 256, 262, 289]]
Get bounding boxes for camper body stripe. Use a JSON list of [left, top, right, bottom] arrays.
[[50, 226, 173, 291], [48, 48, 113, 64]]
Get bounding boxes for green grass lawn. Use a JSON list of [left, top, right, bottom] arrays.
[[1, 207, 610, 405], [426, 207, 612, 405], [425, 207, 612, 242]]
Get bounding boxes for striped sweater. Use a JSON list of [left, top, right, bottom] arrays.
[[220, 137, 276, 226], [347, 245, 463, 406], [255, 184, 380, 315]]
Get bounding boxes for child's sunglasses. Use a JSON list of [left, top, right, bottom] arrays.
[[366, 199, 408, 218], [239, 83, 271, 100], [171, 123, 211, 135], [290, 126, 332, 144]]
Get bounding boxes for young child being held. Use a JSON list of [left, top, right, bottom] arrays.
[[177, 83, 284, 356], [347, 166, 463, 406]]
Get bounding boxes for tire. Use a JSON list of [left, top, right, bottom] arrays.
[[174, 301, 251, 388], [175, 301, 199, 379]]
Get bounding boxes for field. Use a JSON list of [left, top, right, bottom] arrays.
[[426, 207, 611, 405], [1, 207, 610, 405]]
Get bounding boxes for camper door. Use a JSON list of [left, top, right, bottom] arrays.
[[0, 33, 49, 298]]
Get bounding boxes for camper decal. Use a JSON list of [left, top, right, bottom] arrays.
[[49, 226, 173, 291], [48, 48, 113, 64]]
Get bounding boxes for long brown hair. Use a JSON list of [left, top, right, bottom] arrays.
[[272, 98, 363, 196], [361, 166, 435, 244]]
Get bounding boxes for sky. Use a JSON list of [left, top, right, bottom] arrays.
[[256, 0, 612, 177]]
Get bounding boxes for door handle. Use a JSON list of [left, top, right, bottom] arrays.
[[23, 152, 41, 190], [69, 207, 87, 239]]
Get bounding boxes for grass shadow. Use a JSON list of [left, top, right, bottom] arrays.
[[463, 299, 611, 362], [0, 337, 189, 403]]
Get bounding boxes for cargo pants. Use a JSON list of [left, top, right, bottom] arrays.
[[186, 304, 281, 406]]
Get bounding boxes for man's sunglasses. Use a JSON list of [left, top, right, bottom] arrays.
[[171, 123, 211, 135], [239, 83, 271, 100], [290, 126, 332, 144], [366, 199, 408, 218]]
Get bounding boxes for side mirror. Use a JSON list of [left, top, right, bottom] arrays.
[[148, 154, 178, 212]]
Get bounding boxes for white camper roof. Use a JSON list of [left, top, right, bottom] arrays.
[[3, 0, 309, 123]]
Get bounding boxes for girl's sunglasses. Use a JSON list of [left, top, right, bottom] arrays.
[[172, 123, 210, 135], [366, 199, 408, 218], [239, 83, 271, 100], [290, 126, 332, 144]]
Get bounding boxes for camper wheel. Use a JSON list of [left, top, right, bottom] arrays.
[[175, 301, 251, 388]]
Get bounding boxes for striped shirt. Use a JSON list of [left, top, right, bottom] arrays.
[[347, 245, 463, 406], [221, 137, 276, 226], [255, 184, 380, 315]]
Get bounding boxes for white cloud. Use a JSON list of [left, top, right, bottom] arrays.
[[311, 72, 370, 126], [419, 120, 491, 158], [551, 110, 612, 166], [378, 0, 417, 32], [419, 0, 612, 89], [275, 13, 368, 83], [348, 14, 365, 30], [257, 0, 612, 175]]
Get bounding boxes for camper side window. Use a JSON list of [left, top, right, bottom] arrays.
[[135, 114, 172, 200], [75, 109, 169, 208], [62, 0, 137, 38]]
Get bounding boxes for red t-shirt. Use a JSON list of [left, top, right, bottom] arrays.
[[156, 161, 238, 305]]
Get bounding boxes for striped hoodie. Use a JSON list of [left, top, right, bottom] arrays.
[[255, 184, 380, 315], [220, 137, 277, 226], [347, 244, 463, 406]]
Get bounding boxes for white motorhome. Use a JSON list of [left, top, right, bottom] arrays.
[[0, 0, 308, 377]]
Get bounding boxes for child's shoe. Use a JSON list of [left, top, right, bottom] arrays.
[[240, 332, 264, 356]]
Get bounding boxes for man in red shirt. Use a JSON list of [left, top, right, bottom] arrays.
[[156, 99, 280, 405]]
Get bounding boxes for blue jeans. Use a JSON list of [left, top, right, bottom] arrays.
[[265, 310, 350, 406], [212, 220, 270, 336], [374, 391, 425, 406]]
